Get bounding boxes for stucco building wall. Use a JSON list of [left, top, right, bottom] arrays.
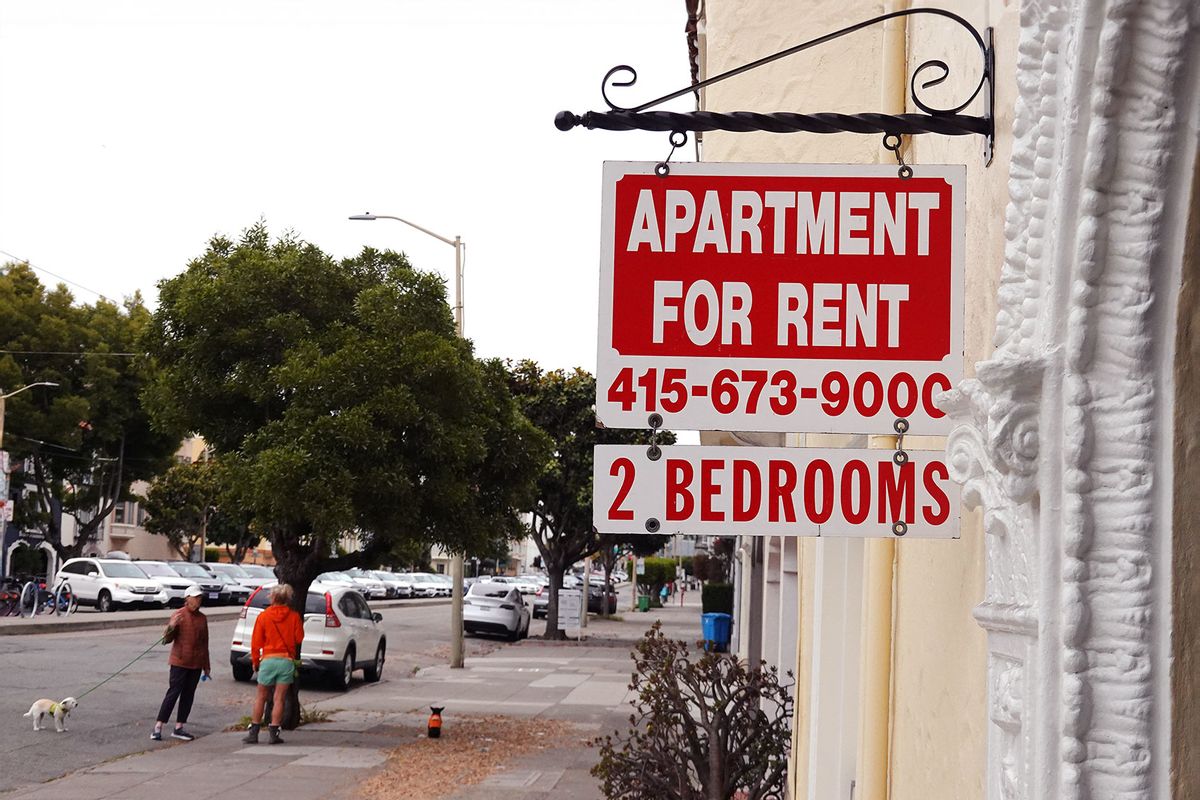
[[699, 2, 1008, 798]]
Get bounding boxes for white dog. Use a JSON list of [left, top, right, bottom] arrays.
[[23, 697, 77, 732]]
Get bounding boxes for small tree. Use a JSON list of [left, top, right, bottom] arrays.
[[595, 533, 667, 617], [592, 624, 793, 799], [142, 459, 221, 559]]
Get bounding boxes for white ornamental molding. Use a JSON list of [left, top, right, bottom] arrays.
[[945, 1, 1199, 800]]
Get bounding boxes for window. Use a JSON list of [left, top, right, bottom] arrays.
[[62, 561, 86, 575], [114, 504, 126, 524], [100, 562, 149, 578]]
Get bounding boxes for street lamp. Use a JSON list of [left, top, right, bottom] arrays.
[[348, 213, 464, 337], [0, 382, 60, 446], [350, 211, 467, 669]]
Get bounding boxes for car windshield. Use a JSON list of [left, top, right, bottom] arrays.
[[210, 564, 250, 578], [240, 566, 275, 578], [469, 583, 512, 599], [169, 563, 209, 578], [136, 563, 177, 577], [101, 562, 150, 578]]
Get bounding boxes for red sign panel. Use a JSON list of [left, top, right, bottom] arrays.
[[597, 162, 965, 434]]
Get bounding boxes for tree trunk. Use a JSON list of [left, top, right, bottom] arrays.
[[602, 561, 613, 619], [543, 560, 566, 640]]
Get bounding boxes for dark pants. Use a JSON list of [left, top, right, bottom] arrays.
[[156, 665, 202, 724]]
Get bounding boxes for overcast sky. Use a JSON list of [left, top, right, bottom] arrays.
[[0, 0, 694, 374]]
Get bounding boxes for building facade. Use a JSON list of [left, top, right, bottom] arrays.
[[694, 1, 1200, 798]]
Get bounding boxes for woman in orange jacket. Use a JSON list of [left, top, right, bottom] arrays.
[[243, 583, 305, 744]]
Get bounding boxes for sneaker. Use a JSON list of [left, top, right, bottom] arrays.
[[149, 730, 162, 741], [171, 728, 195, 741]]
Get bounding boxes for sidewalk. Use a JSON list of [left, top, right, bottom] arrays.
[[0, 597, 449, 636], [0, 594, 706, 800]]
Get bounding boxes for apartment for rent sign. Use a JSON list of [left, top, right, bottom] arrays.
[[597, 162, 965, 434]]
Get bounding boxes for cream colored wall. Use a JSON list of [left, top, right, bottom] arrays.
[[700, 1, 1013, 797]]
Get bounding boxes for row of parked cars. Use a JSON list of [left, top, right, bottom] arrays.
[[51, 557, 457, 612]]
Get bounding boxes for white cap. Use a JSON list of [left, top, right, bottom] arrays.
[[184, 586, 204, 598]]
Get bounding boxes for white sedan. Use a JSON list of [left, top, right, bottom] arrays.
[[463, 581, 530, 641]]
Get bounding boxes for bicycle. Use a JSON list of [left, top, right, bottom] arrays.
[[18, 578, 77, 617], [0, 577, 22, 616]]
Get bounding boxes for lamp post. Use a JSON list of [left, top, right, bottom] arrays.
[[350, 212, 467, 669], [0, 382, 61, 449]]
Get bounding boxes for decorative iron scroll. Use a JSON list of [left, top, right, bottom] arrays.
[[554, 7, 996, 164]]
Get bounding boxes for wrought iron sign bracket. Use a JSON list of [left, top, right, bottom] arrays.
[[555, 8, 996, 167]]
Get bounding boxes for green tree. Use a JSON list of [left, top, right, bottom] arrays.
[[142, 224, 548, 613], [596, 532, 667, 617], [141, 459, 220, 559], [0, 263, 182, 561], [508, 361, 674, 639]]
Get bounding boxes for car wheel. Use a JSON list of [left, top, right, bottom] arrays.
[[331, 647, 355, 691], [231, 660, 254, 682], [97, 591, 114, 613], [519, 616, 529, 640], [507, 620, 521, 642], [363, 643, 385, 683]]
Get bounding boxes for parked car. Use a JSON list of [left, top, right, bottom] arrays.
[[370, 571, 411, 598], [385, 572, 415, 597], [133, 560, 199, 606], [587, 584, 619, 614], [54, 558, 168, 612], [532, 585, 549, 618], [168, 561, 231, 604], [237, 564, 277, 584], [316, 571, 371, 595], [512, 575, 542, 594], [195, 563, 252, 604], [430, 574, 453, 597], [206, 562, 267, 593], [229, 585, 385, 690], [345, 569, 390, 600], [463, 581, 530, 641], [406, 573, 441, 598]]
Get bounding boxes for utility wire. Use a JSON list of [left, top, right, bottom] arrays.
[[0, 249, 111, 301]]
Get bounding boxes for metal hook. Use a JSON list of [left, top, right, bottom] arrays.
[[882, 133, 912, 179], [655, 131, 688, 178]]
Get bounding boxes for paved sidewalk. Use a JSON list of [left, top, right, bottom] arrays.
[[0, 597, 449, 636], [0, 594, 704, 800]]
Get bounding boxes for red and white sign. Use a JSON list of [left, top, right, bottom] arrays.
[[593, 445, 959, 539], [597, 162, 965, 434]]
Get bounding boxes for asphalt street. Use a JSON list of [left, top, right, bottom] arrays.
[[0, 600, 487, 793]]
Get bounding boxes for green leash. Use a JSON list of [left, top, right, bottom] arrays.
[[75, 635, 165, 701]]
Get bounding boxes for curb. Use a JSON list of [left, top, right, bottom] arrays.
[[0, 597, 450, 637]]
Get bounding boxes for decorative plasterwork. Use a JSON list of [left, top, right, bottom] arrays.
[[946, 2, 1199, 800]]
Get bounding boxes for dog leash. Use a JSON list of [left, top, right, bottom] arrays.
[[75, 634, 166, 701]]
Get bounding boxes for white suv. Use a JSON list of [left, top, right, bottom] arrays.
[[229, 584, 386, 691], [133, 561, 199, 607], [55, 558, 168, 611]]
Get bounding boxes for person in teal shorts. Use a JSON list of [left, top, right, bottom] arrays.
[[243, 584, 304, 744]]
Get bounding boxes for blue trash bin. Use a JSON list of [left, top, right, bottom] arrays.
[[701, 612, 733, 652]]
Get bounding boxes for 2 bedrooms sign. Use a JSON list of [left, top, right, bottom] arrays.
[[593, 445, 959, 539], [596, 162, 965, 434]]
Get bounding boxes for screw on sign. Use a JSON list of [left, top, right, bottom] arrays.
[[594, 445, 959, 539], [595, 162, 965, 435]]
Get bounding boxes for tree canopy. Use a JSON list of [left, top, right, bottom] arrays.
[[0, 262, 182, 560], [142, 224, 549, 602], [507, 360, 674, 638]]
